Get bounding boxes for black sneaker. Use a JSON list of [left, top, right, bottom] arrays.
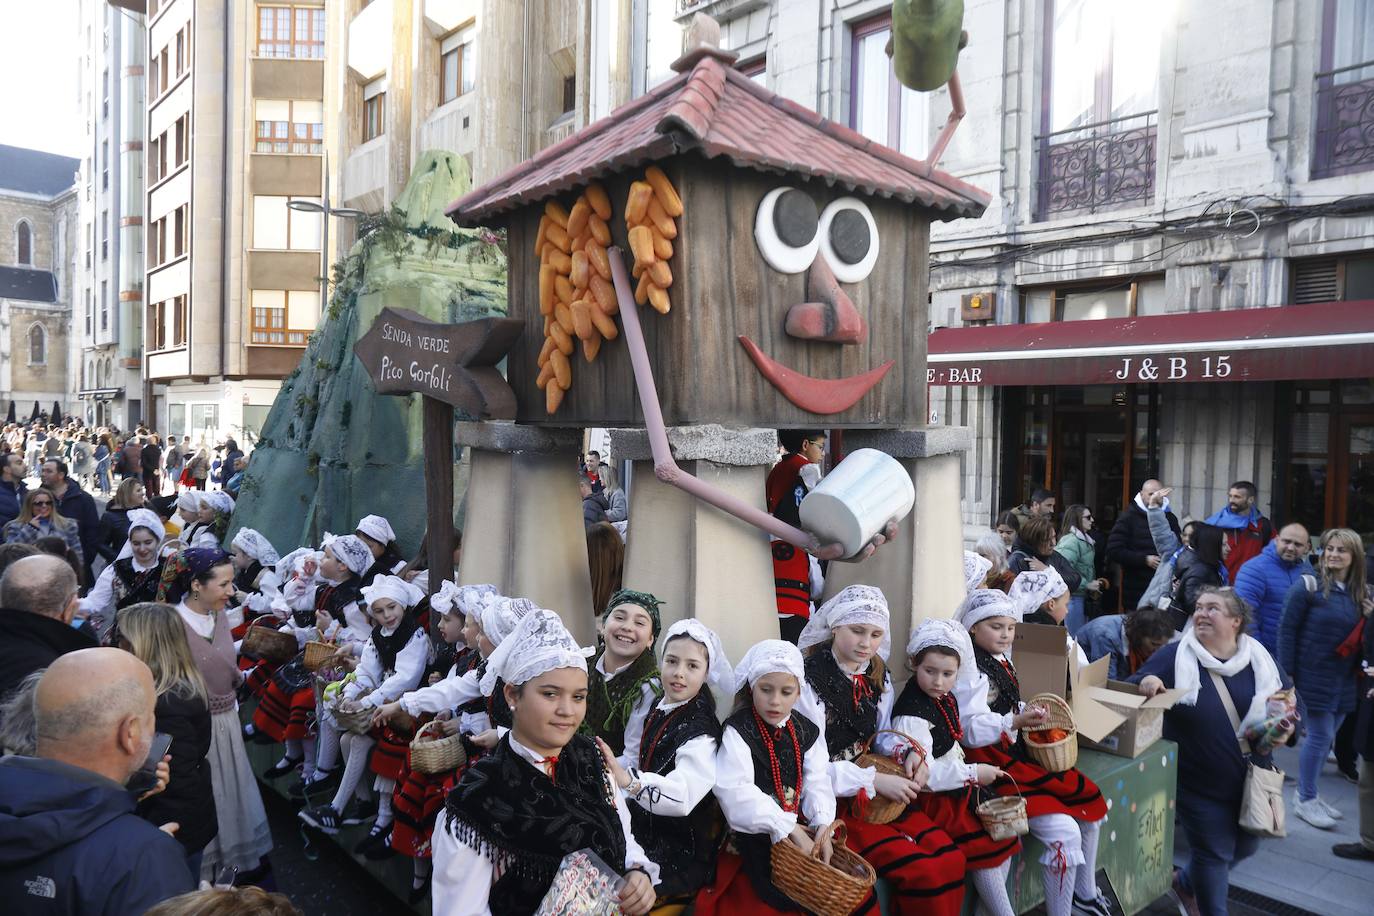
[[298, 804, 341, 835], [263, 755, 303, 779], [288, 768, 340, 802], [1338, 760, 1360, 784], [1333, 842, 1374, 861], [341, 797, 378, 826], [354, 821, 393, 857], [1071, 889, 1114, 916]]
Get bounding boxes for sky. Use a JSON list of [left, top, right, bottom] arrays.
[[0, 0, 85, 158]]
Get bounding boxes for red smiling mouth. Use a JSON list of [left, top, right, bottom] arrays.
[[738, 336, 893, 415]]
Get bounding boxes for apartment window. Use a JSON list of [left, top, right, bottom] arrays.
[[15, 220, 32, 265], [175, 117, 186, 165], [174, 206, 185, 257], [175, 29, 184, 75], [252, 196, 322, 250], [561, 76, 576, 115], [101, 210, 109, 260], [254, 99, 324, 153], [1291, 252, 1374, 303], [363, 79, 385, 141], [740, 57, 766, 84], [1036, 0, 1161, 219], [148, 137, 160, 184], [849, 14, 929, 159], [100, 280, 109, 330], [160, 48, 169, 94], [1314, 0, 1374, 178], [27, 324, 46, 365], [85, 223, 91, 269], [251, 289, 319, 345], [85, 289, 92, 335], [258, 5, 325, 60], [149, 301, 166, 350], [1019, 276, 1166, 324], [440, 27, 475, 105], [101, 68, 109, 119], [149, 54, 160, 99], [173, 295, 186, 346], [101, 140, 109, 189]]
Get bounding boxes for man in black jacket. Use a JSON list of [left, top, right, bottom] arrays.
[[1106, 478, 1181, 613], [0, 555, 92, 703], [39, 459, 100, 583], [0, 453, 27, 530], [0, 648, 194, 913]]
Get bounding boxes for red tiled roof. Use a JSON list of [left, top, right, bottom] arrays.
[[446, 50, 990, 226]]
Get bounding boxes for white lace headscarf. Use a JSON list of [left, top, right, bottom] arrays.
[[118, 508, 166, 561], [354, 514, 396, 545], [480, 608, 588, 694], [322, 533, 373, 578], [796, 584, 892, 661], [201, 491, 235, 515], [1008, 567, 1068, 618], [480, 596, 538, 650], [963, 551, 993, 592], [361, 574, 425, 611], [733, 639, 805, 693], [956, 588, 1022, 632], [906, 617, 977, 687], [175, 490, 200, 514], [231, 527, 280, 566], [431, 582, 500, 618], [662, 619, 735, 696]]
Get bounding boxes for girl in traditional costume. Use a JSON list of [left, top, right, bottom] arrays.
[[796, 586, 968, 916], [587, 588, 663, 758], [433, 608, 659, 915], [81, 507, 168, 642], [354, 514, 408, 586], [227, 527, 281, 642]]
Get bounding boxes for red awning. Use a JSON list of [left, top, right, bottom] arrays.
[[926, 300, 1374, 386]]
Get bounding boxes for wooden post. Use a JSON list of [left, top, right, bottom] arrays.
[[423, 396, 455, 590]]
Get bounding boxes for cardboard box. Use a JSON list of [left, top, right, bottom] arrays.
[[1011, 623, 1126, 745], [1079, 671, 1188, 758]]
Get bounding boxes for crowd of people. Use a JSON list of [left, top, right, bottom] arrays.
[[0, 429, 1370, 916]]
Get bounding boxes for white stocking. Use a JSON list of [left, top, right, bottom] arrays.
[[315, 717, 341, 774], [969, 861, 1015, 916], [301, 735, 318, 779], [1074, 819, 1104, 898], [276, 738, 302, 770], [1042, 858, 1076, 916], [330, 731, 375, 812]]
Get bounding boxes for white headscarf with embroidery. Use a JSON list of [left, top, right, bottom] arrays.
[[231, 527, 280, 566], [963, 551, 993, 592], [480, 608, 588, 693], [956, 588, 1022, 631], [796, 584, 892, 661], [118, 508, 166, 561], [361, 574, 425, 611], [733, 639, 805, 693], [322, 533, 373, 578], [906, 617, 977, 686], [354, 514, 396, 545], [662, 619, 735, 696], [1008, 567, 1068, 618]]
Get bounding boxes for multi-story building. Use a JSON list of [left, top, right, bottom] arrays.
[[77, 0, 146, 430], [328, 0, 633, 251], [128, 0, 330, 445], [653, 0, 1374, 548], [0, 146, 78, 421]]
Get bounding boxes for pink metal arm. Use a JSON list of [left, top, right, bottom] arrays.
[[608, 248, 830, 556], [924, 69, 965, 170]]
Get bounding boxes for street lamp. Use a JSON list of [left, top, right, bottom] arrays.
[[288, 150, 367, 318]]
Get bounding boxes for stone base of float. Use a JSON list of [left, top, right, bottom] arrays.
[[456, 421, 597, 646], [821, 426, 973, 668]]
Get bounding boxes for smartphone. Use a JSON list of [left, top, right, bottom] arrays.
[[127, 732, 173, 796]]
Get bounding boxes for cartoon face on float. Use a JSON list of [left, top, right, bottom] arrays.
[[446, 48, 985, 431]]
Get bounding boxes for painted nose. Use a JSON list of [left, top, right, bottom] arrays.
[[784, 251, 866, 344]]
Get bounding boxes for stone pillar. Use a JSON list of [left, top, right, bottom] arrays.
[[821, 427, 973, 676], [609, 425, 780, 666], [455, 422, 596, 647]]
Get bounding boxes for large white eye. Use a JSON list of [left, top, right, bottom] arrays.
[[818, 197, 879, 283], [755, 186, 820, 275]]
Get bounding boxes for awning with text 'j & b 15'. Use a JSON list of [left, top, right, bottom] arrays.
[[926, 300, 1374, 386]]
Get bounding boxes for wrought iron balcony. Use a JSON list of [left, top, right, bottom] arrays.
[[674, 0, 769, 22], [1313, 61, 1374, 179], [1034, 111, 1157, 221]]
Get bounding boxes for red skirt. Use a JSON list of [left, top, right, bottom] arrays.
[[391, 760, 464, 859], [368, 723, 411, 782], [913, 787, 1019, 869], [964, 743, 1107, 822], [252, 681, 315, 742], [840, 807, 966, 916], [240, 659, 278, 702], [692, 850, 799, 915]]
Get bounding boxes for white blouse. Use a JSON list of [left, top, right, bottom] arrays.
[[714, 714, 837, 844], [401, 666, 482, 718], [431, 735, 659, 916], [596, 654, 660, 766], [344, 626, 431, 708], [623, 697, 718, 819], [174, 601, 216, 640], [881, 712, 979, 793], [795, 657, 895, 800], [80, 555, 160, 618], [955, 660, 1019, 749]]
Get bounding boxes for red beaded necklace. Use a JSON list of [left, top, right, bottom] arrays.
[[640, 702, 687, 769], [752, 708, 803, 813], [997, 657, 1019, 690], [933, 693, 964, 742]]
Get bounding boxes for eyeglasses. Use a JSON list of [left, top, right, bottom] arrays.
[[32, 501, 52, 507]]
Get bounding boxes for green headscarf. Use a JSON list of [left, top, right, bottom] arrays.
[[603, 588, 663, 638]]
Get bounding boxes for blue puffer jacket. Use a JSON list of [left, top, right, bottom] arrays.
[[1277, 577, 1364, 714], [1233, 542, 1313, 657]]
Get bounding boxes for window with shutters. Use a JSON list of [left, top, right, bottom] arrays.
[[1291, 253, 1374, 303]]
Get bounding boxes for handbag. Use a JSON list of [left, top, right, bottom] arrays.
[[1209, 670, 1286, 837]]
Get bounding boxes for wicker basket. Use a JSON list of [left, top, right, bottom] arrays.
[[241, 624, 296, 665], [770, 821, 875, 916], [410, 720, 468, 775], [302, 637, 338, 672], [854, 729, 927, 825], [976, 777, 1029, 841], [332, 700, 375, 735], [1020, 692, 1077, 773]]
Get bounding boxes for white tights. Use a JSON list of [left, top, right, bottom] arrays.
[[969, 860, 1014, 916], [1028, 813, 1105, 915], [329, 730, 375, 813], [374, 777, 396, 827]]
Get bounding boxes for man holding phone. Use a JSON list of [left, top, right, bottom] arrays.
[[0, 648, 194, 913]]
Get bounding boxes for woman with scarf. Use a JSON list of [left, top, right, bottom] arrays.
[[795, 586, 968, 916], [81, 507, 168, 642], [1129, 587, 1288, 916], [158, 546, 273, 882], [588, 589, 663, 760], [252, 533, 372, 797], [433, 608, 659, 915]]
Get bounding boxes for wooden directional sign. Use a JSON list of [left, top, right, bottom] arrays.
[[353, 308, 524, 420]]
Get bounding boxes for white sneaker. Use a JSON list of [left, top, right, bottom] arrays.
[[1293, 795, 1337, 829], [1317, 797, 1345, 820]]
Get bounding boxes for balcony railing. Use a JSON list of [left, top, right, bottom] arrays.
[[1035, 111, 1157, 221], [1313, 61, 1374, 179]]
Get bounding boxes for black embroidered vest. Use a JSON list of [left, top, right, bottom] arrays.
[[629, 693, 723, 898], [446, 733, 625, 916], [803, 651, 881, 762], [584, 648, 661, 756], [974, 646, 1022, 716], [362, 547, 406, 587], [233, 560, 263, 595], [892, 682, 960, 758], [112, 557, 165, 610], [292, 577, 361, 629]]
